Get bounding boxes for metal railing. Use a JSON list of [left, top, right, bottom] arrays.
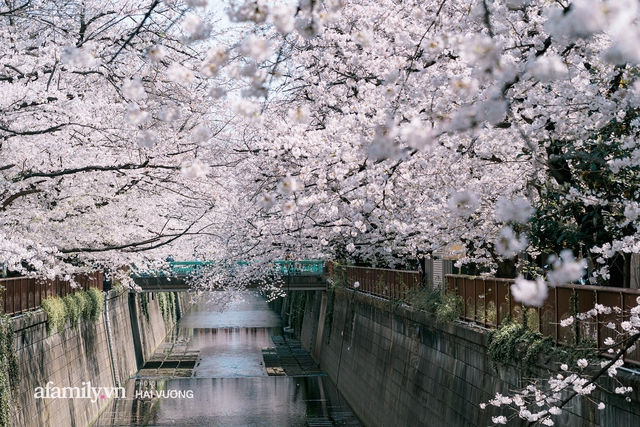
[[130, 261, 213, 277], [329, 264, 421, 301], [446, 274, 640, 366], [0, 272, 103, 316], [132, 260, 327, 277], [273, 260, 325, 275]]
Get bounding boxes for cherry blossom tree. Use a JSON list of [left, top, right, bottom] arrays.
[[2, 0, 640, 422], [218, 0, 640, 288], [0, 0, 247, 277], [213, 1, 640, 421], [4, 0, 640, 288]]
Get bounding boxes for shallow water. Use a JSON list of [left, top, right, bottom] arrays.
[[92, 292, 363, 427]]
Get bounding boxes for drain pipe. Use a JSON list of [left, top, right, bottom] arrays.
[[335, 298, 349, 389], [103, 291, 120, 388], [174, 291, 182, 321], [336, 327, 345, 388]]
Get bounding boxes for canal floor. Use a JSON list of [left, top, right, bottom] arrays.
[[92, 292, 364, 427]]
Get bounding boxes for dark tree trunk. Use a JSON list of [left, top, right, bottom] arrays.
[[624, 252, 631, 288], [608, 253, 627, 287], [496, 258, 517, 278]]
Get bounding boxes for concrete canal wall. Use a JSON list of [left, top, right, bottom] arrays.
[[9, 290, 184, 427], [284, 289, 640, 427]]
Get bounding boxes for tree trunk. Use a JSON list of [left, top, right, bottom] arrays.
[[496, 258, 517, 278], [624, 252, 631, 288], [608, 253, 626, 287]]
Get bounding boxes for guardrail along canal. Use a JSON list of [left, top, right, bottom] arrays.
[[93, 292, 363, 426]]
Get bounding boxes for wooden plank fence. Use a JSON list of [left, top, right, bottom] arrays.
[[0, 272, 103, 316], [446, 274, 640, 367]]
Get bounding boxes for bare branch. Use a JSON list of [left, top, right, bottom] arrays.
[[107, 0, 161, 65], [0, 123, 66, 136], [0, 0, 30, 17], [0, 188, 42, 210], [59, 206, 214, 253], [14, 160, 180, 182]]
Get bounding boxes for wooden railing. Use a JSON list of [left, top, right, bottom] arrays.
[[0, 272, 103, 316], [329, 264, 421, 301], [325, 265, 640, 366], [446, 274, 640, 366]]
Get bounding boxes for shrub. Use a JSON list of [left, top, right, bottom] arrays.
[[435, 291, 463, 323], [63, 294, 83, 328], [487, 321, 526, 368], [158, 292, 168, 321], [41, 287, 103, 335], [0, 314, 19, 427], [140, 293, 150, 322], [42, 296, 67, 335], [487, 320, 555, 377], [169, 292, 176, 320], [111, 278, 125, 293], [86, 287, 104, 322], [406, 286, 441, 313], [157, 292, 177, 323], [77, 291, 93, 320], [406, 286, 463, 323]]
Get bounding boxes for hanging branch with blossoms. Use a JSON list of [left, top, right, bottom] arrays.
[[482, 296, 640, 426]]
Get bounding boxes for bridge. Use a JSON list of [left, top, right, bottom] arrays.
[[130, 260, 329, 292]]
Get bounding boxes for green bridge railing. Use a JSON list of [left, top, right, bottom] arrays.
[[272, 260, 325, 275], [131, 260, 326, 278]]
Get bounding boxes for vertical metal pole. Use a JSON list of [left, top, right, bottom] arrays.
[[483, 279, 487, 327], [103, 292, 120, 388], [555, 287, 559, 345]]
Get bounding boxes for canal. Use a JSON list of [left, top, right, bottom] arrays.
[[93, 292, 363, 426]]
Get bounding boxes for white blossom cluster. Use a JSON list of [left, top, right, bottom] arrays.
[[485, 295, 640, 425], [0, 0, 637, 305], [482, 371, 610, 426], [511, 249, 587, 307], [0, 0, 239, 277], [215, 0, 640, 283]]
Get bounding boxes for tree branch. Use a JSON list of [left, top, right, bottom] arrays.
[[528, 332, 640, 426], [0, 0, 30, 17], [59, 207, 214, 253], [107, 0, 161, 65], [0, 188, 42, 210], [14, 160, 180, 182], [0, 123, 65, 136]]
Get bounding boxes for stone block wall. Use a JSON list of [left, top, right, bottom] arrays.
[[298, 291, 322, 355], [103, 290, 137, 387], [134, 292, 171, 363], [9, 289, 181, 427], [287, 289, 640, 427], [10, 306, 113, 427]]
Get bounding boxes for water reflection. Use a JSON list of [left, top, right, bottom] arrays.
[[190, 327, 279, 378], [92, 292, 363, 427], [177, 292, 282, 329], [95, 377, 361, 426]]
